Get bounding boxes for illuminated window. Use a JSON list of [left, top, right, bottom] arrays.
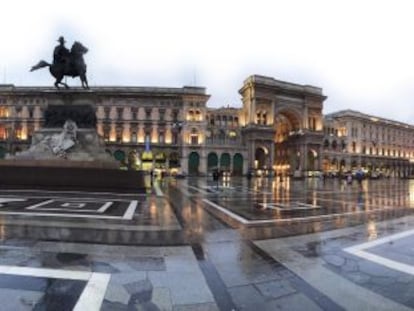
[[0, 107, 9, 118], [131, 132, 137, 143], [190, 128, 198, 145], [159, 133, 165, 144], [0, 126, 6, 140]]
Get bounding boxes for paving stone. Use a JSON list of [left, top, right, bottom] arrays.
[[358, 260, 399, 278], [346, 272, 371, 285], [100, 300, 132, 311], [0, 288, 43, 311], [151, 287, 172, 311], [105, 283, 131, 305], [127, 257, 166, 271], [255, 279, 297, 299], [148, 271, 214, 305], [270, 292, 323, 311], [341, 258, 359, 272], [397, 275, 414, 284], [125, 279, 154, 304], [111, 272, 147, 286], [370, 276, 397, 287], [134, 301, 160, 311], [172, 302, 219, 311], [228, 284, 269, 311], [92, 261, 120, 273], [323, 254, 346, 267]]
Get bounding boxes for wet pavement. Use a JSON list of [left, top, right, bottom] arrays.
[[0, 177, 414, 310]]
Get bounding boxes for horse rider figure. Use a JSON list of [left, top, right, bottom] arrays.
[[53, 36, 70, 71], [30, 35, 89, 89]]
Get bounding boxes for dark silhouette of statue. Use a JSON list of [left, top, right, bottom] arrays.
[[53, 36, 70, 70], [30, 36, 89, 89]]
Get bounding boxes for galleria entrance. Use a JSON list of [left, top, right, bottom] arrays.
[[239, 75, 326, 177]]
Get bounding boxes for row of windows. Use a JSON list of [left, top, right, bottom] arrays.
[[327, 122, 414, 138]]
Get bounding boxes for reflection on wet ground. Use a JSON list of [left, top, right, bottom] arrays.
[[180, 177, 414, 221], [1, 177, 414, 310]]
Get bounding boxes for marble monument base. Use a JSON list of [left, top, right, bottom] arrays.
[[0, 164, 146, 193]]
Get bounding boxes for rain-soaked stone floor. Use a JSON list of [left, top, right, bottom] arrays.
[[1, 177, 414, 310]]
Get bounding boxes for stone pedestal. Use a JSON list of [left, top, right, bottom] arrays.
[[1, 101, 145, 193]]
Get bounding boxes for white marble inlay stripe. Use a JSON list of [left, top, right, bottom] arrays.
[[25, 199, 55, 210], [33, 208, 108, 213], [0, 211, 125, 220], [73, 272, 111, 311], [202, 199, 248, 224], [123, 200, 138, 220], [0, 265, 110, 311], [0, 265, 91, 280], [344, 228, 414, 276], [97, 201, 113, 213]]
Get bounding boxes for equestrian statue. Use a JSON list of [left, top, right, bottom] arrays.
[[30, 36, 89, 89]]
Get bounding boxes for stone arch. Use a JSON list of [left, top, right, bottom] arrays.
[[220, 153, 231, 170], [307, 149, 318, 171], [188, 152, 200, 175], [274, 108, 303, 143], [207, 152, 219, 172], [274, 107, 303, 131], [255, 147, 267, 169], [331, 158, 338, 171], [340, 159, 346, 172], [322, 156, 330, 171], [114, 149, 126, 162], [233, 153, 244, 176], [169, 151, 180, 168], [0, 146, 6, 159]]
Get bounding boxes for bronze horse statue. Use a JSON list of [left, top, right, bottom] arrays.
[[30, 41, 89, 89]]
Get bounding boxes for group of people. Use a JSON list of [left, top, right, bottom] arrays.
[[345, 169, 364, 187]]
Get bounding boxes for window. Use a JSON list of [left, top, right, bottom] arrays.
[[159, 133, 164, 144], [159, 109, 165, 121], [117, 107, 123, 120], [131, 108, 138, 120], [104, 107, 110, 119], [190, 128, 198, 145], [116, 127, 122, 143], [131, 132, 137, 143], [0, 107, 9, 118], [195, 110, 201, 121], [103, 125, 110, 142], [145, 108, 152, 120], [172, 110, 179, 121]]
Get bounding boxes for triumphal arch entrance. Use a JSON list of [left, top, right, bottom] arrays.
[[239, 75, 327, 177]]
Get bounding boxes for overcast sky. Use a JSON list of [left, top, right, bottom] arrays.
[[1, 0, 414, 123]]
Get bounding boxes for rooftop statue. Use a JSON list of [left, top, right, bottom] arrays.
[[30, 36, 89, 89]]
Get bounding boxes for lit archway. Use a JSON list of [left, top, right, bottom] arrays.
[[307, 149, 318, 171], [255, 147, 267, 169]]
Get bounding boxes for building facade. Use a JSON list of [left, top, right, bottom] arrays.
[[1, 77, 413, 178], [323, 110, 414, 177]]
